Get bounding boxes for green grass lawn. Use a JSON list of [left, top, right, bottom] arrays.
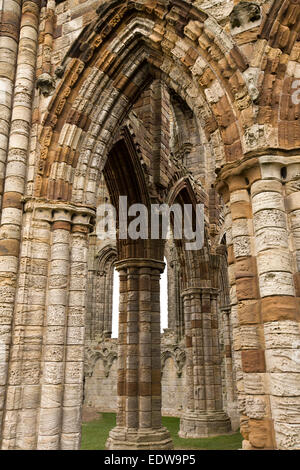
[[81, 413, 243, 450]]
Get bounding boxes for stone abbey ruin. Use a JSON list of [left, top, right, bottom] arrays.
[[0, 0, 300, 450]]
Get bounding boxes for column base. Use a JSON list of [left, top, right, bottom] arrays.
[[106, 426, 174, 450], [179, 411, 231, 438]]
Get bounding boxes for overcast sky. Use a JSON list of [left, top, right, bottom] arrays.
[[111, 263, 168, 338]]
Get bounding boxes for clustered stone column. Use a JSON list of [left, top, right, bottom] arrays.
[[36, 208, 71, 449], [179, 284, 231, 438], [0, 200, 93, 450], [218, 157, 300, 450], [1, 205, 52, 449], [106, 258, 173, 450], [250, 159, 300, 450], [60, 212, 90, 450], [0, 0, 41, 442]]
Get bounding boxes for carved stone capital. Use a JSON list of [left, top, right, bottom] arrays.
[[115, 258, 165, 273]]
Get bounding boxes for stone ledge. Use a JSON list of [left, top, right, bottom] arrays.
[[106, 426, 174, 450]]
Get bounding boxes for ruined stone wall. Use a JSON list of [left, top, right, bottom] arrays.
[[84, 332, 187, 418]]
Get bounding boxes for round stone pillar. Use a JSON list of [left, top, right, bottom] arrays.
[[106, 258, 173, 450], [179, 286, 231, 438]]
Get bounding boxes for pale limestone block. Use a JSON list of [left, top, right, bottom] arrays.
[[71, 244, 87, 262], [31, 242, 50, 260], [8, 133, 28, 152], [1, 207, 22, 225], [50, 259, 69, 276], [0, 304, 14, 324], [229, 284, 237, 305], [204, 80, 225, 104], [0, 36, 18, 53], [60, 432, 81, 450], [190, 56, 207, 76], [230, 190, 249, 204], [51, 243, 69, 261], [257, 249, 292, 275], [37, 434, 60, 450], [64, 362, 84, 384], [243, 373, 266, 395], [69, 276, 87, 290], [245, 396, 267, 419], [65, 345, 84, 362], [0, 81, 14, 107], [252, 192, 285, 214], [264, 321, 300, 349], [48, 275, 68, 289], [4, 385, 21, 410], [20, 326, 42, 344], [0, 325, 12, 345], [22, 385, 40, 409], [40, 385, 62, 409], [232, 235, 252, 258], [38, 407, 61, 436], [265, 349, 300, 373], [70, 261, 85, 275], [20, 24, 38, 43], [2, 409, 17, 437], [0, 362, 8, 386], [229, 304, 239, 329], [43, 362, 64, 385], [270, 373, 300, 397], [232, 326, 241, 351], [46, 305, 66, 326], [251, 179, 282, 197], [259, 271, 295, 297], [255, 227, 288, 252], [28, 273, 47, 289], [270, 396, 300, 424], [0, 256, 18, 273], [62, 17, 83, 35], [45, 326, 65, 345], [232, 218, 253, 238], [67, 311, 85, 327], [22, 361, 40, 385], [0, 223, 20, 240], [289, 209, 300, 231], [47, 288, 68, 306], [274, 422, 300, 450], [286, 192, 300, 212], [61, 406, 81, 433], [16, 409, 37, 435], [63, 384, 83, 407], [68, 291, 86, 307], [11, 105, 32, 122], [240, 326, 260, 350], [66, 327, 85, 345], [52, 230, 70, 244], [44, 345, 64, 362]]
